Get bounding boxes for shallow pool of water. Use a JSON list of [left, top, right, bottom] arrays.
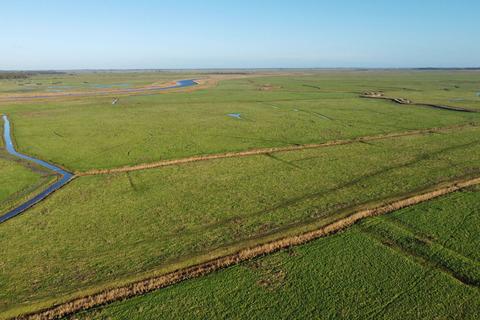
[[227, 113, 242, 119]]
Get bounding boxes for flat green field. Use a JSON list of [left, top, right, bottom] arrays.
[[0, 124, 54, 212], [372, 72, 480, 111], [1, 72, 478, 171], [73, 186, 480, 320], [0, 155, 49, 212], [0, 71, 479, 319], [1, 125, 479, 317], [0, 72, 198, 94]]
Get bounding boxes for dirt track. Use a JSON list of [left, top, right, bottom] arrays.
[[15, 175, 480, 320], [77, 123, 477, 176]]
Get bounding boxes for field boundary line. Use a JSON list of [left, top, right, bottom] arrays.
[[77, 123, 478, 176], [359, 221, 480, 286], [360, 92, 479, 113], [15, 176, 480, 320]]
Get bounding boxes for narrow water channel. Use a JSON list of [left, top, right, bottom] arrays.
[[0, 79, 198, 223], [3, 79, 198, 100], [1, 115, 74, 223]]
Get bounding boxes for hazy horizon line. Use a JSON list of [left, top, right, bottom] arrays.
[[2, 67, 480, 72]]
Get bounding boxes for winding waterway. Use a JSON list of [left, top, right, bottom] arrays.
[[1, 115, 74, 223], [2, 79, 198, 100], [0, 79, 198, 223]]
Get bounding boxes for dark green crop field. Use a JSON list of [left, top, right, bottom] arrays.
[[0, 70, 479, 319], [72, 186, 480, 320]]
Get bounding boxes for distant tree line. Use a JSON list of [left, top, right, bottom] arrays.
[[0, 71, 65, 79]]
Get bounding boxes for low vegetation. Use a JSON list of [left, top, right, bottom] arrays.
[[1, 124, 479, 317], [72, 187, 480, 320], [0, 71, 195, 95], [0, 155, 51, 213], [0, 71, 478, 171], [0, 125, 54, 213], [1, 71, 479, 319]]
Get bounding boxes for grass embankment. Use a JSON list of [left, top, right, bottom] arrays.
[[1, 72, 478, 171], [77, 123, 475, 176], [17, 177, 480, 320], [71, 187, 480, 320], [1, 126, 479, 318]]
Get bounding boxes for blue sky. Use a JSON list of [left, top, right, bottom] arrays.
[[1, 0, 479, 69]]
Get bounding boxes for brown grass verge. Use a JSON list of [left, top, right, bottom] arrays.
[[15, 176, 480, 320], [360, 93, 478, 113], [77, 123, 477, 176]]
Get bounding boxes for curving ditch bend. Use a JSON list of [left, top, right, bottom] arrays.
[[0, 115, 74, 223], [0, 79, 199, 223]]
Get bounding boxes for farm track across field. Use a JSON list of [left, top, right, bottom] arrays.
[[16, 175, 480, 320], [78, 123, 478, 176]]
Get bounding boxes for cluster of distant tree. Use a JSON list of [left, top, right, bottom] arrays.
[[0, 71, 65, 79], [0, 72, 33, 79]]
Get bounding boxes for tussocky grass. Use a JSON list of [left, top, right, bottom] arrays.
[[0, 153, 52, 213], [72, 187, 480, 320], [0, 71, 199, 95], [1, 71, 479, 171], [0, 121, 55, 214], [1, 125, 479, 318]]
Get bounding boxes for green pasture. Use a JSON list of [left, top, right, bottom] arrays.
[[73, 187, 480, 320], [0, 121, 54, 213], [1, 71, 479, 319], [1, 72, 479, 171], [1, 125, 479, 317], [0, 71, 198, 94], [0, 154, 51, 213]]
